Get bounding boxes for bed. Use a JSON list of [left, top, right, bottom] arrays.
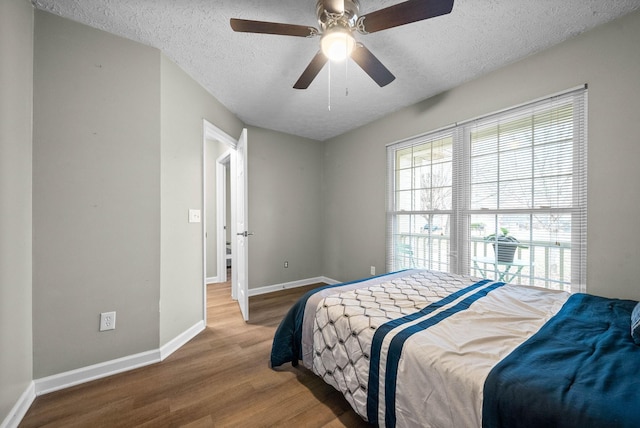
[[270, 269, 640, 428]]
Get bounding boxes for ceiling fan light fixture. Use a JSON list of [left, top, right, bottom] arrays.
[[230, 0, 455, 88], [321, 28, 355, 62]]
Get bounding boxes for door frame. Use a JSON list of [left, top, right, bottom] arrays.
[[202, 119, 237, 323]]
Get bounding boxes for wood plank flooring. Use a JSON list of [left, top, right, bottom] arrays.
[[20, 278, 372, 427]]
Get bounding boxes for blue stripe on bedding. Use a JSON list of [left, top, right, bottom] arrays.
[[270, 270, 409, 368], [367, 279, 504, 427], [482, 293, 640, 428]]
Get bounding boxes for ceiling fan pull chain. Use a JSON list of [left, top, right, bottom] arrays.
[[328, 60, 331, 111], [345, 58, 349, 96]]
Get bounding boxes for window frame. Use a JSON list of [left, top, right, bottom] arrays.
[[386, 87, 587, 293]]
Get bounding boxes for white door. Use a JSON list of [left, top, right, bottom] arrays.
[[234, 128, 249, 321]]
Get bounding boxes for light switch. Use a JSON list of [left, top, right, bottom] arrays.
[[188, 209, 201, 223]]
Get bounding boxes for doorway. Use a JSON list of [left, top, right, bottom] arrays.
[[202, 120, 249, 322], [214, 153, 231, 285]]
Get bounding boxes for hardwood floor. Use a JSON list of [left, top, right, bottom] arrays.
[[20, 278, 372, 427]]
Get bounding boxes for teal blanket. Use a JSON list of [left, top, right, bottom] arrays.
[[483, 293, 640, 428]]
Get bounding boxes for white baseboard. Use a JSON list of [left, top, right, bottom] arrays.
[[1, 382, 35, 428], [248, 276, 340, 297], [321, 276, 341, 286], [34, 349, 161, 396], [33, 320, 205, 396], [206, 276, 220, 284], [159, 320, 205, 361], [5, 277, 340, 427]]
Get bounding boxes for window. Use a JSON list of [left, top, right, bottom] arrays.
[[387, 87, 587, 293]]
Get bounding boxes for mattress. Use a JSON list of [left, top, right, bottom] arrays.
[[271, 269, 640, 427]]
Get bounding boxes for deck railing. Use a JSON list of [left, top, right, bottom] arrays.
[[396, 233, 571, 291]]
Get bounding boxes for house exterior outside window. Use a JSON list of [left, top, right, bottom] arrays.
[[387, 87, 587, 293]]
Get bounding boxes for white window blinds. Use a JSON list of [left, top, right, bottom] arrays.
[[387, 87, 587, 293]]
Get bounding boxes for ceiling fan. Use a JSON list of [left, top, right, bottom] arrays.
[[230, 0, 454, 89]]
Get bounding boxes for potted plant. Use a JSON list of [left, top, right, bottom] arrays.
[[484, 227, 527, 263]]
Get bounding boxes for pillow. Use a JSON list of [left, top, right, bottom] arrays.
[[632, 302, 640, 345]]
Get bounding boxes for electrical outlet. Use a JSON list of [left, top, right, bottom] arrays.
[[370, 266, 376, 275], [284, 261, 289, 268], [100, 311, 116, 331]]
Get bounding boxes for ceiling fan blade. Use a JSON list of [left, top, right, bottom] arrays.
[[230, 18, 318, 37], [350, 43, 395, 87], [357, 0, 454, 34], [293, 52, 328, 89]]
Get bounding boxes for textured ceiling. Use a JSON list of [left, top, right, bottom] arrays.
[[32, 0, 640, 141]]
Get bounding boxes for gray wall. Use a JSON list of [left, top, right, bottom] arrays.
[[30, 10, 247, 377], [159, 55, 243, 345], [5, 5, 639, 424], [247, 126, 324, 289], [323, 11, 640, 301], [33, 11, 162, 377], [0, 0, 34, 419]]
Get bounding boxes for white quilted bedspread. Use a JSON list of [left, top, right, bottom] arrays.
[[299, 269, 568, 427]]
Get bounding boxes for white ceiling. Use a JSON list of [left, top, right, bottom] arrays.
[[32, 0, 640, 141]]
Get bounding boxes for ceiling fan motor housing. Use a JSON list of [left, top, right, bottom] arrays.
[[316, 0, 360, 32]]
